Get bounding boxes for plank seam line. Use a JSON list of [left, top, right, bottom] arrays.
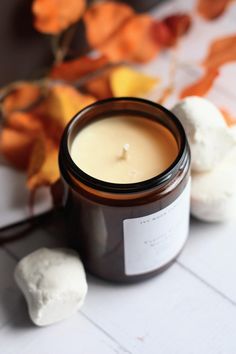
[[80, 311, 133, 354], [176, 260, 236, 307]]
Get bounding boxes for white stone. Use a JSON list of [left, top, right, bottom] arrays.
[[14, 248, 88, 326], [172, 96, 235, 172], [191, 147, 236, 222]]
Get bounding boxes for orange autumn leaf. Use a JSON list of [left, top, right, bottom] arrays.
[[180, 69, 219, 98], [50, 56, 108, 82], [0, 128, 39, 170], [45, 84, 96, 130], [3, 83, 41, 115], [1, 91, 45, 172], [181, 34, 236, 99], [197, 0, 232, 19], [220, 108, 236, 126], [203, 35, 236, 70], [27, 136, 46, 178], [99, 15, 159, 63], [6, 111, 43, 133], [164, 14, 191, 38], [85, 74, 113, 100], [27, 139, 60, 190], [84, 1, 134, 48], [32, 0, 86, 34], [151, 14, 191, 47], [150, 20, 175, 47], [26, 85, 96, 191]]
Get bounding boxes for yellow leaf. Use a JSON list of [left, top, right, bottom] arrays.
[[46, 84, 96, 129], [27, 139, 60, 190], [110, 67, 159, 97]]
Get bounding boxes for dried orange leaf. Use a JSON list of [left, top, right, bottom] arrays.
[[203, 35, 236, 70], [27, 136, 46, 178], [164, 14, 191, 38], [27, 140, 60, 190], [185, 34, 236, 98], [180, 69, 219, 98], [85, 74, 113, 100], [151, 14, 191, 47], [3, 83, 41, 115], [110, 66, 159, 97], [0, 128, 38, 170], [6, 112, 43, 133], [32, 0, 85, 34], [50, 56, 108, 82], [150, 20, 175, 47], [158, 86, 174, 105], [100, 15, 159, 63], [45, 84, 96, 129], [220, 108, 236, 126], [84, 1, 134, 48], [197, 0, 232, 19]]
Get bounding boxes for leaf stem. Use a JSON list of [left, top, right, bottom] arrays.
[[52, 24, 78, 65], [0, 61, 126, 104], [0, 207, 63, 246]]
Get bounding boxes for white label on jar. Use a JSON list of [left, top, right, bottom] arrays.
[[123, 179, 191, 275]]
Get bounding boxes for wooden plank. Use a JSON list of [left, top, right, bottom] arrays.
[[0, 312, 129, 354], [1, 251, 235, 354], [0, 167, 52, 229], [82, 264, 236, 354], [0, 249, 18, 328], [4, 226, 67, 261], [179, 218, 236, 303], [0, 245, 128, 354], [3, 204, 68, 260]]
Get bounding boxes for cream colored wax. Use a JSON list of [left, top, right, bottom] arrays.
[[70, 116, 178, 184]]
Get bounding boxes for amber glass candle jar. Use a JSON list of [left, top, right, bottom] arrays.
[[59, 98, 191, 283]]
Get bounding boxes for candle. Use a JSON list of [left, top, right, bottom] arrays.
[[70, 116, 179, 184], [59, 98, 191, 283]]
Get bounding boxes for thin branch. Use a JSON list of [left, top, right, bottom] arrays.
[[0, 210, 52, 234], [0, 208, 63, 246], [0, 61, 127, 104], [157, 44, 178, 105], [51, 24, 79, 65], [51, 34, 61, 64], [0, 80, 27, 102], [72, 60, 128, 88], [59, 25, 78, 63]]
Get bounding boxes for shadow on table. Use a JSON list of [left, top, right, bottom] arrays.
[[6, 297, 34, 330], [189, 216, 227, 239]]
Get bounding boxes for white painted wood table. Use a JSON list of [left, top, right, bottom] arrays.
[[1, 0, 236, 353]]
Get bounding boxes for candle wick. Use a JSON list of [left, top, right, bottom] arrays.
[[121, 143, 130, 160]]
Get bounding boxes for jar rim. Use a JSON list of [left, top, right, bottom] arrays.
[[59, 97, 189, 194]]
